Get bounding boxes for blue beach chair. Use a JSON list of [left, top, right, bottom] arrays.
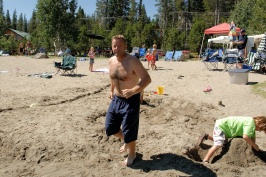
[[164, 51, 174, 61]]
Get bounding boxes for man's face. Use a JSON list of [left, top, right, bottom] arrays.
[[112, 38, 126, 57]]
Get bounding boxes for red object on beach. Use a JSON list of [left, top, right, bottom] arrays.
[[203, 86, 212, 92], [146, 54, 153, 61]]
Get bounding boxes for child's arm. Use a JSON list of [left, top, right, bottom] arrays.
[[243, 135, 260, 151]]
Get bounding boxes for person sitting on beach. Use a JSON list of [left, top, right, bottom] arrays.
[[105, 35, 151, 166], [198, 116, 266, 163], [88, 47, 95, 72]]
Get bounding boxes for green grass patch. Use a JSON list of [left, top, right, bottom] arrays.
[[251, 81, 266, 99]]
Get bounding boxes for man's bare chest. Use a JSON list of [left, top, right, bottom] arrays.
[[110, 64, 130, 81]]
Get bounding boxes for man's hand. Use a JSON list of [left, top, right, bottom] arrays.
[[110, 92, 114, 99], [122, 89, 135, 99]]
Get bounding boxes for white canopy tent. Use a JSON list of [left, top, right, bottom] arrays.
[[206, 34, 265, 54], [207, 36, 230, 44]]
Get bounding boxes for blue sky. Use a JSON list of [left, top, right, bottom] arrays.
[[3, 0, 157, 20]]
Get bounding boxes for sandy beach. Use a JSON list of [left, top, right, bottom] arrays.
[[0, 55, 266, 177]]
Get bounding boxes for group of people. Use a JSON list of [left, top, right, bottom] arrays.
[[19, 40, 33, 56], [103, 34, 266, 166], [145, 44, 158, 70], [87, 43, 159, 72], [228, 21, 248, 68]]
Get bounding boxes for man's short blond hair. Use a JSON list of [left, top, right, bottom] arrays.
[[112, 35, 127, 45]]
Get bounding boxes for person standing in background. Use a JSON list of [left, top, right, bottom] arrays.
[[235, 29, 248, 68], [26, 41, 33, 56], [228, 21, 237, 49], [151, 44, 157, 70], [88, 47, 95, 72], [19, 42, 24, 56]]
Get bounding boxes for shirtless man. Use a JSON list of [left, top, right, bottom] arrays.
[[19, 42, 24, 56], [105, 35, 151, 166], [26, 41, 33, 55]]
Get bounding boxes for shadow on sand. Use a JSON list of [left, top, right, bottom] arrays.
[[130, 152, 217, 177], [61, 74, 87, 77]]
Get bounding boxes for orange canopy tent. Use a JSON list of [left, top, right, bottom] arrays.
[[199, 23, 241, 58]]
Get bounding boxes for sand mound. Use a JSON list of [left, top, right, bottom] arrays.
[[213, 138, 266, 167]]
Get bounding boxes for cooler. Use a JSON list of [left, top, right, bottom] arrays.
[[228, 69, 249, 85]]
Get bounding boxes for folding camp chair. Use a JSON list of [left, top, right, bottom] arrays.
[[243, 51, 256, 70], [139, 47, 146, 61], [131, 47, 140, 58], [253, 52, 266, 73], [223, 49, 239, 70], [164, 51, 174, 61], [172, 51, 183, 61], [203, 49, 223, 70], [54, 55, 77, 75]]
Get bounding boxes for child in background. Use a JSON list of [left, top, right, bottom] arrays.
[[198, 116, 266, 163], [151, 44, 158, 70], [88, 47, 95, 72], [145, 48, 151, 69], [228, 21, 237, 49]]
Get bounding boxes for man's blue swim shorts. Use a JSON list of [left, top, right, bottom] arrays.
[[105, 93, 140, 143]]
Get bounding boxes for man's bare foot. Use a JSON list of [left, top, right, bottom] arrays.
[[119, 143, 127, 153], [123, 153, 136, 166]]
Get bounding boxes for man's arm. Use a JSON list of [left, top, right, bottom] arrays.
[[131, 58, 151, 93], [110, 79, 115, 99], [121, 57, 151, 98], [108, 58, 115, 99]]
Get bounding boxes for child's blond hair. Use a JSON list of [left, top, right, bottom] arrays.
[[253, 116, 266, 133]]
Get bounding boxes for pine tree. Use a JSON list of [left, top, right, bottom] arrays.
[[0, 0, 5, 34], [28, 10, 37, 34], [12, 9, 17, 29], [17, 13, 23, 31], [5, 10, 11, 28], [23, 14, 27, 32], [36, 0, 78, 49], [0, 0, 3, 15]]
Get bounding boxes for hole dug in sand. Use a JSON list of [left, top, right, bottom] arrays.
[[187, 138, 266, 166]]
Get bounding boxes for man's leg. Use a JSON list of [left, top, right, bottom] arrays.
[[123, 141, 136, 166], [114, 129, 123, 140], [113, 129, 127, 153], [114, 130, 136, 166]]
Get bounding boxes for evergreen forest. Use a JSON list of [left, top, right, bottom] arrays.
[[0, 0, 265, 56]]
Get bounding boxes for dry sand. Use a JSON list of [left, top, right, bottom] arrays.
[[0, 55, 266, 177]]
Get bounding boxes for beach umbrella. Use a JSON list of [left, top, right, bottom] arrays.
[[88, 34, 104, 40]]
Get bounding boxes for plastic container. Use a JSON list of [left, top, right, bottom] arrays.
[[242, 64, 253, 71], [157, 86, 164, 95], [228, 69, 249, 85]]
